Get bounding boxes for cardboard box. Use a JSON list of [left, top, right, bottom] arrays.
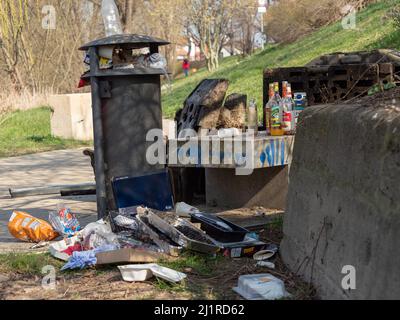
[[223, 243, 269, 258], [96, 247, 169, 265]]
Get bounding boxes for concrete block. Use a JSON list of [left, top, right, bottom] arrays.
[[281, 102, 400, 299], [163, 119, 176, 139], [205, 166, 288, 210], [49, 93, 93, 141]]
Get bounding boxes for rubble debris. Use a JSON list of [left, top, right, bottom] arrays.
[[233, 274, 290, 300]]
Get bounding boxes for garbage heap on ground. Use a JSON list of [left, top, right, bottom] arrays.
[[8, 201, 289, 300]]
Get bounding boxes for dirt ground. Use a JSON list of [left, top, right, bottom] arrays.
[[0, 208, 316, 300]]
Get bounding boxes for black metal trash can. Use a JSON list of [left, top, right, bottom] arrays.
[[79, 34, 170, 218]]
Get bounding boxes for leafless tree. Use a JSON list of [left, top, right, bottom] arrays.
[[187, 0, 238, 71]]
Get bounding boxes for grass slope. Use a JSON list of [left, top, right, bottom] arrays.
[[0, 107, 91, 158], [162, 0, 400, 118]]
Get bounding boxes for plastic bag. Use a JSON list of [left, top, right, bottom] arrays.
[[49, 205, 81, 237], [8, 211, 59, 243], [81, 220, 119, 250]]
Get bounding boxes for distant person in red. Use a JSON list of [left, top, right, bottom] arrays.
[[182, 59, 190, 77]]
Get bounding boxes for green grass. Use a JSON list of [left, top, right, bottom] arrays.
[[162, 0, 400, 118], [0, 252, 63, 276], [159, 251, 221, 276], [0, 106, 91, 158], [156, 252, 224, 298]]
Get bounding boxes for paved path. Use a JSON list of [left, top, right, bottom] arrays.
[[0, 149, 97, 252]]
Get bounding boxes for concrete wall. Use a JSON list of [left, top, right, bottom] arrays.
[[281, 102, 400, 299], [50, 93, 176, 142], [49, 93, 93, 141]]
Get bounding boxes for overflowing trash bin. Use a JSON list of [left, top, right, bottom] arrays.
[[79, 34, 170, 218]]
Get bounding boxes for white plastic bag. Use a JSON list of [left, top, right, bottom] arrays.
[[82, 220, 119, 250]]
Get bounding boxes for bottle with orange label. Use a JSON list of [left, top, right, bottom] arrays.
[[264, 83, 274, 135], [270, 82, 284, 136], [282, 81, 296, 135]]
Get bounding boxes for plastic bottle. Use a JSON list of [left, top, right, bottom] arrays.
[[270, 82, 284, 136], [101, 0, 123, 37], [282, 81, 296, 135], [264, 83, 274, 135], [247, 99, 258, 135]]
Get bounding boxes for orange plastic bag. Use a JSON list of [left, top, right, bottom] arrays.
[[8, 211, 59, 243]]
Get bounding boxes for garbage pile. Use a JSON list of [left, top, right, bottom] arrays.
[[7, 200, 287, 299]]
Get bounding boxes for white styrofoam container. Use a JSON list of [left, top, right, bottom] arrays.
[[118, 264, 187, 283], [118, 265, 153, 282], [233, 274, 290, 300]]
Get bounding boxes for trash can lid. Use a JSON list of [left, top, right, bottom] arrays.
[[79, 34, 170, 51]]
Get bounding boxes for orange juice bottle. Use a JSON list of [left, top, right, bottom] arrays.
[[270, 82, 284, 136]]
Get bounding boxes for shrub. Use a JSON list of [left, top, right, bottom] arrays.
[[389, 5, 400, 29], [265, 0, 377, 43]]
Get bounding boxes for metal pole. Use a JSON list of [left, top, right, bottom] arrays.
[[261, 13, 264, 50], [89, 47, 108, 219]]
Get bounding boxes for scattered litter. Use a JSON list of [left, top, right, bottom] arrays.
[[256, 261, 276, 269], [98, 46, 114, 60], [49, 205, 81, 237], [113, 215, 139, 230], [220, 235, 270, 258], [175, 202, 200, 218], [247, 232, 259, 240], [8, 211, 59, 243], [136, 215, 183, 257], [253, 244, 279, 261], [30, 241, 49, 250], [118, 266, 153, 282], [191, 213, 248, 243], [49, 236, 83, 261], [96, 247, 169, 265], [233, 274, 290, 300], [61, 244, 118, 271], [118, 264, 186, 283], [82, 219, 120, 250], [140, 208, 220, 254]]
